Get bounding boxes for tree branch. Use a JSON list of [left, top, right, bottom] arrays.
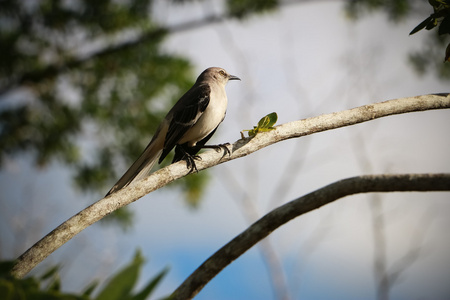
[[171, 173, 450, 300], [10, 93, 450, 278]]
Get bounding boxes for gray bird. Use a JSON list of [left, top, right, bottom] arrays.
[[106, 67, 240, 196]]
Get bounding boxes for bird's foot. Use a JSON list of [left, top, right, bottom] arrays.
[[184, 153, 202, 173], [202, 143, 231, 160]]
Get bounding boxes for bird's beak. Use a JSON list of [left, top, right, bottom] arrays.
[[228, 74, 241, 81]]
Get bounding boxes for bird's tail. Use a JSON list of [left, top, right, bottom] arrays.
[[106, 137, 164, 196]]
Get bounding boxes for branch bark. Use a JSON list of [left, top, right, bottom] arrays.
[[10, 93, 450, 278], [170, 173, 450, 300]]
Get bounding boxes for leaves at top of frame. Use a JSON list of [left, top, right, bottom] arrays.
[[409, 0, 450, 35], [408, 0, 450, 63]]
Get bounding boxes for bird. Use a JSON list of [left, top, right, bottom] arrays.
[[106, 67, 240, 196]]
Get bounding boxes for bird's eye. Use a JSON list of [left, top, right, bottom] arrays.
[[219, 70, 226, 77]]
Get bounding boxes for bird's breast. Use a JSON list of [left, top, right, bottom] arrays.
[[180, 87, 228, 146]]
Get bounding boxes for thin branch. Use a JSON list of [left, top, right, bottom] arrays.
[[381, 205, 435, 296], [170, 173, 450, 300], [370, 195, 389, 300], [218, 167, 290, 300], [10, 93, 450, 278]]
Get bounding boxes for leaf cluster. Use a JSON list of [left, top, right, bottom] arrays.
[[241, 112, 278, 138], [1, 250, 167, 300], [410, 0, 450, 61]]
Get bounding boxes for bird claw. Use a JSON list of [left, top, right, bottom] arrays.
[[183, 143, 231, 173], [203, 143, 231, 160], [184, 155, 199, 173]]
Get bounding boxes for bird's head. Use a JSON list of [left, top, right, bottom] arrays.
[[197, 67, 240, 85]]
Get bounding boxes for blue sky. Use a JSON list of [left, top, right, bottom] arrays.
[[1, 1, 450, 300]]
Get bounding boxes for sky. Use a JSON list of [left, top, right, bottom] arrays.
[[1, 1, 450, 300]]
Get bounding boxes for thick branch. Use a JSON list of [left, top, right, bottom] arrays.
[[171, 173, 450, 300], [10, 93, 450, 278]]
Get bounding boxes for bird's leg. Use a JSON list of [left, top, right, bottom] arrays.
[[174, 145, 202, 173], [202, 143, 231, 160], [184, 154, 199, 173]]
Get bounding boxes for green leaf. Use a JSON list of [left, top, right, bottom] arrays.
[[241, 112, 278, 137], [429, 0, 450, 9], [180, 172, 210, 208], [0, 261, 15, 277], [0, 279, 15, 300], [130, 267, 169, 300], [82, 280, 99, 297], [95, 250, 145, 300], [40, 266, 60, 281], [425, 17, 439, 30], [45, 275, 61, 292], [100, 207, 134, 232], [410, 16, 434, 35], [439, 15, 450, 35], [257, 112, 276, 128]]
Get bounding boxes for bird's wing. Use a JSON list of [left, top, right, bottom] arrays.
[[159, 83, 211, 162], [106, 84, 211, 196]]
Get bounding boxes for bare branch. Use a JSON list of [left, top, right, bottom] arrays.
[[171, 173, 450, 300], [10, 93, 450, 278]]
